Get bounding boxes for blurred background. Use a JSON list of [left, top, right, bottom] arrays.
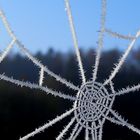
[[0, 0, 140, 140]]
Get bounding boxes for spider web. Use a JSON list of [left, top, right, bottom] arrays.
[[0, 0, 140, 140]]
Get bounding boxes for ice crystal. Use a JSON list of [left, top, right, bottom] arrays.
[[0, 0, 140, 140]]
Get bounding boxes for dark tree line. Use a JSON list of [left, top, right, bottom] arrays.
[[0, 48, 140, 140]]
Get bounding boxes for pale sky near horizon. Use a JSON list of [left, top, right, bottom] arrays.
[[0, 0, 140, 53]]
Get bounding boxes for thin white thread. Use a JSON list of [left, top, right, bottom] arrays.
[[0, 74, 76, 101], [109, 84, 140, 97], [0, 9, 79, 91], [19, 108, 75, 140], [65, 0, 86, 84], [68, 121, 81, 140], [104, 30, 140, 86], [0, 10, 16, 39], [39, 67, 44, 86], [93, 0, 106, 82], [105, 28, 135, 40], [56, 117, 75, 140], [0, 39, 16, 63], [106, 110, 140, 135]]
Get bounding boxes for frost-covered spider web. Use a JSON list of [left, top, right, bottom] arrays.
[[0, 0, 140, 140]]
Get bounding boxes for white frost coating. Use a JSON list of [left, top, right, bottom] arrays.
[[0, 39, 16, 63], [39, 67, 44, 86], [104, 29, 140, 86], [0, 74, 76, 101], [0, 9, 79, 91], [106, 110, 140, 135], [56, 117, 75, 140], [105, 28, 135, 40], [85, 123, 89, 140], [68, 121, 80, 140], [0, 0, 139, 140], [65, 0, 86, 84], [92, 0, 106, 82], [89, 101, 140, 136], [72, 125, 83, 140], [109, 84, 140, 97], [16, 40, 79, 91], [110, 81, 115, 94], [108, 116, 140, 135], [98, 127, 103, 140], [0, 10, 16, 39], [19, 108, 75, 140], [91, 123, 97, 140]]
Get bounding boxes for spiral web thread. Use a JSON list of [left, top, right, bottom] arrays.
[[0, 0, 140, 140]]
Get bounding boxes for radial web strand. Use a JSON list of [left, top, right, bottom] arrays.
[[105, 28, 135, 40], [111, 84, 140, 97], [0, 9, 79, 91], [56, 117, 75, 140], [65, 0, 86, 84], [85, 123, 89, 140], [68, 121, 81, 140], [72, 125, 83, 140], [0, 74, 76, 101], [39, 67, 44, 86], [92, 0, 106, 82], [107, 110, 140, 135], [0, 39, 16, 63], [98, 127, 103, 140], [19, 108, 75, 140], [104, 30, 140, 86], [16, 40, 79, 91]]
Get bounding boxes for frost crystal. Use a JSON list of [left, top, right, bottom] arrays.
[[0, 0, 140, 140]]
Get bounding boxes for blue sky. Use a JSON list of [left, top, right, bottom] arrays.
[[0, 0, 140, 53]]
